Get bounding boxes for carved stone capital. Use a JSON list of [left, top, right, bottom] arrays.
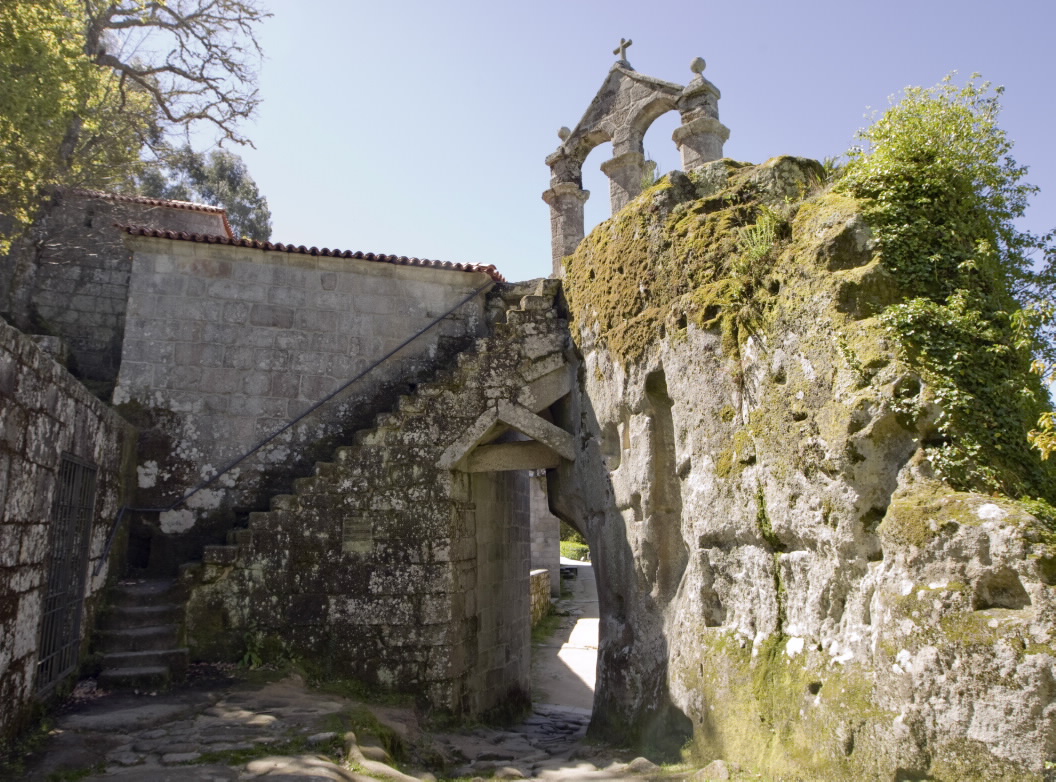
[[599, 150, 647, 177], [672, 115, 730, 144], [542, 182, 590, 207], [601, 151, 653, 213], [673, 116, 730, 171]]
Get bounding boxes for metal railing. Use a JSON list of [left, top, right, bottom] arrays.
[[95, 279, 496, 575]]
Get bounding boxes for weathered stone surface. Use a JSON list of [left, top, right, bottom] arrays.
[[183, 279, 573, 717], [0, 190, 227, 389], [544, 58, 729, 273], [553, 157, 1056, 778], [529, 569, 551, 627], [0, 319, 135, 745], [111, 236, 496, 573]]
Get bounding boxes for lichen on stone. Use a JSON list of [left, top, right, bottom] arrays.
[[559, 154, 1056, 779]]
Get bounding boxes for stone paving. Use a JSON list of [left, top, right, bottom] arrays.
[[530, 559, 598, 711], [11, 563, 742, 781]]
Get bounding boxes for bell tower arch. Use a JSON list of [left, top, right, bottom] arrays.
[[543, 45, 730, 276]]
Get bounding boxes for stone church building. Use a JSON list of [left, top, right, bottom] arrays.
[[3, 50, 1053, 781]]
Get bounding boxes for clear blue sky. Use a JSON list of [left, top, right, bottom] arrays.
[[235, 0, 1056, 284]]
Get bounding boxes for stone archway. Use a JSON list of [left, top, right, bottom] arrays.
[[543, 51, 730, 275]]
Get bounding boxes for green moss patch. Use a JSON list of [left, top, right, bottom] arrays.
[[680, 630, 893, 781], [564, 161, 815, 365]]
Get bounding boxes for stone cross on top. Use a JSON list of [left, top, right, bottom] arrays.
[[613, 38, 632, 61]]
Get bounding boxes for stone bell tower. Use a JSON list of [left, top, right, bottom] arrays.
[[543, 42, 730, 276]]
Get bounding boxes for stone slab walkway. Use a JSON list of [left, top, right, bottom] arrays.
[[530, 558, 598, 711], [11, 564, 740, 781]]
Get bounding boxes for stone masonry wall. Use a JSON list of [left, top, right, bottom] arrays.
[[529, 472, 561, 597], [115, 236, 492, 571], [467, 469, 532, 715], [0, 192, 227, 393], [554, 159, 1056, 777], [181, 279, 571, 717], [530, 569, 551, 627], [0, 319, 135, 744]]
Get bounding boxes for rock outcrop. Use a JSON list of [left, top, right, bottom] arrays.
[[552, 157, 1056, 779]]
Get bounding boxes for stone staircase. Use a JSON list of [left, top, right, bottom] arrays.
[[95, 579, 188, 690], [98, 278, 570, 700], [176, 278, 572, 712], [194, 277, 570, 571]]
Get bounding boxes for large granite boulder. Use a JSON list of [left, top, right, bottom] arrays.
[[552, 157, 1056, 780]]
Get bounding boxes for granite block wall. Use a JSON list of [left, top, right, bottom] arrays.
[[530, 569, 551, 627], [114, 236, 491, 569], [466, 469, 531, 715], [0, 192, 227, 392], [180, 278, 570, 718], [0, 319, 135, 744]]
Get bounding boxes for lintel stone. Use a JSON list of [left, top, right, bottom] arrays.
[[466, 441, 562, 472]]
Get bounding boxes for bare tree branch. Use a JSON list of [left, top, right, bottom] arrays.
[[83, 0, 269, 148]]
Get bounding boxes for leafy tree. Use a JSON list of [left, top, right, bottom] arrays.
[[82, 0, 268, 149], [0, 0, 268, 249], [0, 0, 147, 250], [139, 145, 272, 240], [838, 75, 1056, 499]]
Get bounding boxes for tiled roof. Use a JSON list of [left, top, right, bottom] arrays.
[[69, 189, 234, 239], [118, 225, 506, 282]]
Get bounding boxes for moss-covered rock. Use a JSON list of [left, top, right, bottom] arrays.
[[553, 156, 1056, 779]]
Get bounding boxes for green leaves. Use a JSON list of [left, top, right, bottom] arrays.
[[840, 75, 1045, 302], [0, 1, 103, 247], [139, 145, 272, 240], [0, 0, 268, 250], [843, 75, 1056, 499]]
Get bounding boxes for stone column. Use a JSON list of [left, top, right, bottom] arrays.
[[673, 115, 730, 172], [674, 58, 730, 172], [600, 151, 653, 214], [542, 182, 589, 277]]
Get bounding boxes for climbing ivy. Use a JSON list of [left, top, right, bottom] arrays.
[[839, 75, 1045, 302], [839, 75, 1056, 499]]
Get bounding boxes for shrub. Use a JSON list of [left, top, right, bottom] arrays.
[[839, 75, 1056, 498]]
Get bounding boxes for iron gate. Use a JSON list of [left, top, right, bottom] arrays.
[[36, 453, 97, 694]]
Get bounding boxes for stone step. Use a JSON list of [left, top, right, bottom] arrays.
[[98, 665, 171, 691], [314, 461, 341, 480], [534, 277, 562, 297], [456, 351, 478, 369], [374, 412, 400, 429], [226, 528, 253, 546], [268, 494, 298, 512], [354, 427, 387, 446], [108, 579, 181, 608], [497, 281, 539, 304], [101, 648, 189, 674], [518, 294, 554, 312], [335, 446, 362, 464], [396, 395, 425, 415], [292, 475, 318, 494], [202, 545, 238, 565], [99, 604, 184, 630], [416, 384, 445, 399], [96, 625, 180, 653], [506, 309, 539, 326]]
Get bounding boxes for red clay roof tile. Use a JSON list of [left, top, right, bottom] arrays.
[[70, 189, 234, 239], [117, 225, 506, 282]]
